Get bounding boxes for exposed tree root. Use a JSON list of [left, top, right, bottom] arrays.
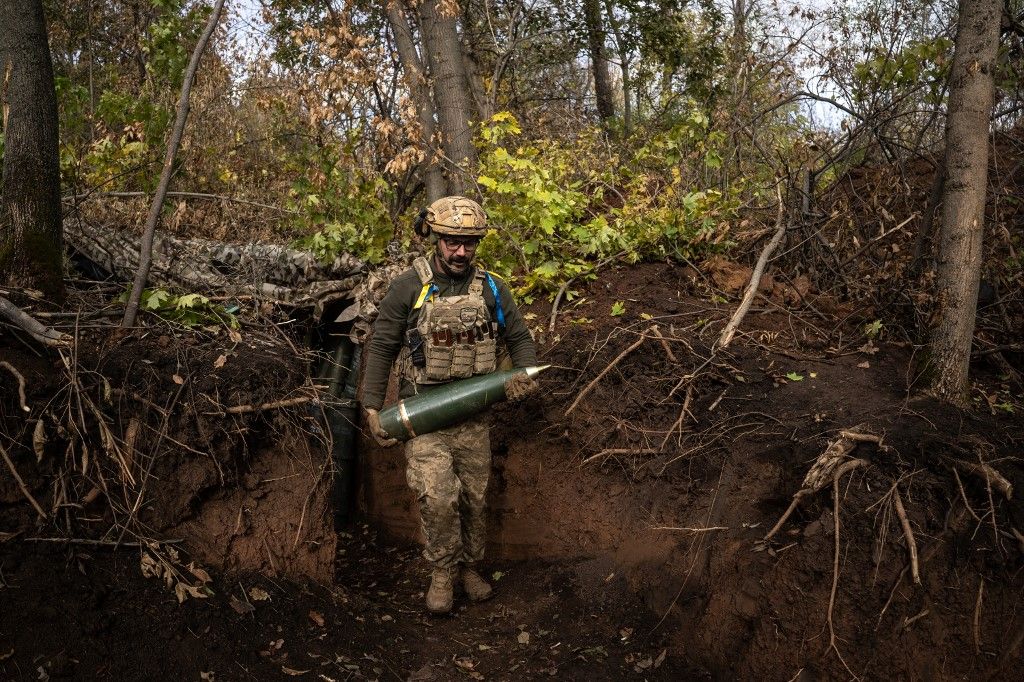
[[0, 361, 29, 412], [0, 441, 47, 519], [0, 295, 70, 347], [764, 428, 882, 541], [945, 457, 1013, 500], [892, 487, 921, 585], [974, 576, 985, 655], [565, 328, 650, 415], [717, 183, 787, 349]]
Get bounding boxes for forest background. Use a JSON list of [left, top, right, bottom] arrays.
[[4, 0, 1024, 404]]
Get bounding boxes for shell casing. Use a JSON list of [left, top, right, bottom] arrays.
[[377, 365, 549, 441]]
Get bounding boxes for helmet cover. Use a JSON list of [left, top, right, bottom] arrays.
[[425, 196, 487, 237]]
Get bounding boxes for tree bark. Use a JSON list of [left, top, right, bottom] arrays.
[[583, 0, 615, 124], [386, 0, 447, 203], [602, 0, 630, 133], [0, 0, 64, 300], [929, 0, 1001, 403], [417, 0, 478, 194], [121, 0, 225, 328]]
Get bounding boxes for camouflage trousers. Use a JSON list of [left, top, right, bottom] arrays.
[[404, 417, 490, 569]]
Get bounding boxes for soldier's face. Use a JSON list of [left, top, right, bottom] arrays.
[[436, 236, 480, 275]]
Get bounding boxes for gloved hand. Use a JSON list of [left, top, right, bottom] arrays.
[[504, 372, 540, 402], [365, 408, 400, 447]]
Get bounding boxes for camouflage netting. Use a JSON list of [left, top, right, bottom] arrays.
[[65, 220, 412, 339]]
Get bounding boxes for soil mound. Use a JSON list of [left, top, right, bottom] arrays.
[[0, 305, 336, 582]]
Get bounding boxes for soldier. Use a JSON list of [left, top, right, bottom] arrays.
[[361, 196, 539, 614]]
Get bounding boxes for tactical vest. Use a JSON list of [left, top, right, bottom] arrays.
[[399, 257, 498, 385]]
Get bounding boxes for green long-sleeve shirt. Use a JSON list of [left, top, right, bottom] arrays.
[[361, 258, 538, 410]]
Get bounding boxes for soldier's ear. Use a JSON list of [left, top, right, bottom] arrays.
[[414, 209, 430, 238]]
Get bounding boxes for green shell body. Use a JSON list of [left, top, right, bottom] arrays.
[[377, 366, 546, 441]]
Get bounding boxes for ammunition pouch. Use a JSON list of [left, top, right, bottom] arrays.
[[401, 257, 498, 386]]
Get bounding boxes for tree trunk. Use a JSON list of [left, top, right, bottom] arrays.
[[929, 0, 1001, 403], [121, 0, 225, 328], [602, 0, 630, 133], [583, 0, 614, 124], [417, 0, 477, 195], [385, 0, 447, 203], [0, 0, 64, 300]]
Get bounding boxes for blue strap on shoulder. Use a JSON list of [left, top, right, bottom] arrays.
[[483, 272, 505, 330]]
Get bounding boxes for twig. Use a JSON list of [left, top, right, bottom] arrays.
[[121, 0, 226, 327], [221, 395, 313, 415], [581, 447, 659, 466], [952, 467, 983, 522], [892, 487, 921, 585], [548, 281, 570, 333], [707, 387, 728, 412], [650, 326, 679, 363], [0, 295, 71, 347], [0, 361, 29, 411], [974, 576, 985, 655], [110, 388, 169, 417], [659, 385, 694, 451], [22, 537, 182, 547], [565, 329, 649, 415], [946, 457, 1013, 500], [652, 526, 728, 533], [0, 441, 47, 519], [875, 566, 909, 630], [901, 608, 930, 630], [717, 183, 787, 349]]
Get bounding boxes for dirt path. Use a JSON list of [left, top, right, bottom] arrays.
[[0, 526, 701, 681]]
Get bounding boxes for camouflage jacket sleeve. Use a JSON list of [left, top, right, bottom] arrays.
[[361, 271, 418, 411], [491, 276, 537, 368]]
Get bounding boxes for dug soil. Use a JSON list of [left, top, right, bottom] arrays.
[[2, 261, 1023, 680]]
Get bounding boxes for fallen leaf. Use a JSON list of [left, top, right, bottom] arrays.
[[229, 595, 255, 614], [228, 329, 243, 343], [214, 354, 227, 369], [188, 562, 212, 583], [491, 571, 504, 582], [857, 361, 870, 369], [33, 420, 46, 462], [308, 610, 325, 627], [453, 657, 476, 671], [172, 374, 185, 385], [200, 672, 215, 681], [249, 587, 270, 601], [653, 648, 667, 669], [517, 631, 530, 645], [282, 667, 309, 676]]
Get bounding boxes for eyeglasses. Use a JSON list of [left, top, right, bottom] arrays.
[[440, 237, 481, 250]]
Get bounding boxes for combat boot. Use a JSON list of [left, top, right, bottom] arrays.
[[461, 565, 493, 602], [425, 566, 456, 614]]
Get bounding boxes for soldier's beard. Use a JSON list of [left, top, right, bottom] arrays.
[[436, 251, 472, 278]]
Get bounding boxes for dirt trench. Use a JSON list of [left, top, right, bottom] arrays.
[[359, 261, 1024, 680], [2, 261, 1024, 680]]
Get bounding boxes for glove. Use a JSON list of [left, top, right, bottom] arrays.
[[365, 408, 400, 447], [504, 372, 540, 402]]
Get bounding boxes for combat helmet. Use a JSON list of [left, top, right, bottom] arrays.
[[423, 196, 487, 237]]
